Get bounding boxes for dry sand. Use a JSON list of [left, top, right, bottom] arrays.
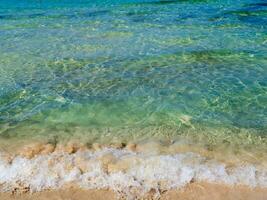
[[1, 182, 267, 200]]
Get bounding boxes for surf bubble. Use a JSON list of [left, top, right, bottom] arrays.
[[0, 148, 266, 199]]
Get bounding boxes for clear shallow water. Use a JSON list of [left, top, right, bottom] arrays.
[[0, 0, 267, 145]]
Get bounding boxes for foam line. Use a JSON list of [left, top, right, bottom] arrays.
[[0, 148, 266, 199]]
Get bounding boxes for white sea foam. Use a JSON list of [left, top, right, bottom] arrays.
[[0, 148, 266, 199]]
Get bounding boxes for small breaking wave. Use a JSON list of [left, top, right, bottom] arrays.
[[0, 146, 266, 199]]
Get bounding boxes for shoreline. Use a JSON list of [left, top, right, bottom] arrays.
[[0, 141, 266, 199], [1, 182, 267, 200], [1, 134, 267, 165]]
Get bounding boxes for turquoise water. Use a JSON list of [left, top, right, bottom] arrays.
[[0, 0, 267, 145]]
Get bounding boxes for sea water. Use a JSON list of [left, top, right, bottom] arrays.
[[0, 0, 267, 197]]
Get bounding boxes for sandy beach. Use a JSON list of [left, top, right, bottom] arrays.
[[0, 141, 266, 200], [1, 183, 267, 200]]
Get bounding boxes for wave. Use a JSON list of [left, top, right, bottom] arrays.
[[0, 147, 266, 199]]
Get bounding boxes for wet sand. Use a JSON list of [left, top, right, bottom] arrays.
[[1, 183, 267, 200], [1, 139, 267, 166]]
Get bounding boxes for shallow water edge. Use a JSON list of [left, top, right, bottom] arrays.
[[0, 139, 267, 199]]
